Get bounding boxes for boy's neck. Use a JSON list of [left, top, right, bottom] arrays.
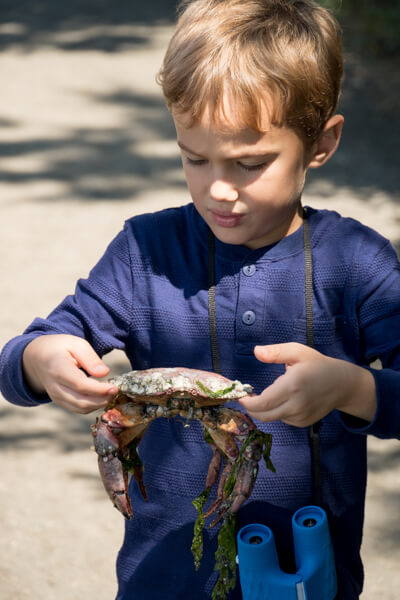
[[244, 201, 304, 250]]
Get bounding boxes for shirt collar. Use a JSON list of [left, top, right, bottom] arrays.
[[189, 203, 317, 264]]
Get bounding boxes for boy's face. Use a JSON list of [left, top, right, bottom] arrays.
[[174, 105, 312, 250]]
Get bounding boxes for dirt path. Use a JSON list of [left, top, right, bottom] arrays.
[[0, 6, 399, 599]]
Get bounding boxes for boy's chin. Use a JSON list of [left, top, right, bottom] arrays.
[[211, 226, 252, 248]]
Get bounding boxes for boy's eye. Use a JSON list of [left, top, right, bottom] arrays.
[[238, 162, 266, 172], [186, 157, 208, 167], [184, 156, 273, 171]]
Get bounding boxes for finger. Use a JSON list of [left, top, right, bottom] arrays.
[[239, 375, 290, 414], [254, 342, 314, 366], [245, 406, 287, 423], [67, 340, 110, 378], [51, 360, 118, 397], [51, 384, 111, 414], [241, 382, 324, 427], [246, 406, 315, 427], [240, 392, 292, 423], [241, 390, 310, 425]]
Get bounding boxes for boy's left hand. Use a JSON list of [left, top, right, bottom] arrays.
[[239, 343, 377, 427]]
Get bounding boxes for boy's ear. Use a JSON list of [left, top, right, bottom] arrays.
[[308, 114, 344, 169]]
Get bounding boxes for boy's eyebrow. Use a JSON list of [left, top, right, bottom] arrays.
[[177, 140, 276, 160], [177, 141, 204, 156]]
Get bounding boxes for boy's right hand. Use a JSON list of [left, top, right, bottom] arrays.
[[22, 334, 119, 414]]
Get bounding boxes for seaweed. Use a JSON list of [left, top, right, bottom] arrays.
[[191, 491, 237, 600], [191, 488, 211, 569], [261, 432, 276, 473], [195, 380, 236, 398], [212, 515, 237, 600], [191, 428, 276, 599]]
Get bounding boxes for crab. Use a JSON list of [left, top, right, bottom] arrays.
[[91, 367, 276, 599], [91, 367, 274, 526]]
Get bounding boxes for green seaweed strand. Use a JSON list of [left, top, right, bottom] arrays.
[[261, 432, 276, 473], [212, 515, 237, 600], [195, 380, 236, 399], [191, 488, 211, 569]]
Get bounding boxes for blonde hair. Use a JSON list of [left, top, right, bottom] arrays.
[[157, 0, 343, 145]]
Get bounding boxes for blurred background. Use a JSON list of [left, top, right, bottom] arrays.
[[0, 1, 399, 598]]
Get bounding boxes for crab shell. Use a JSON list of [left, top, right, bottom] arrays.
[[108, 367, 254, 407]]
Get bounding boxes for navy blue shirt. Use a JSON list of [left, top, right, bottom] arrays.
[[1, 204, 400, 599]]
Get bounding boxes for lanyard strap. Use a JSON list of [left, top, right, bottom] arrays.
[[303, 210, 315, 348], [207, 208, 322, 506], [303, 209, 323, 507], [207, 231, 222, 375]]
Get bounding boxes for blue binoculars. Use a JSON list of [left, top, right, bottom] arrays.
[[237, 505, 337, 600]]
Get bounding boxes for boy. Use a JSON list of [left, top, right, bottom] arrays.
[[1, 0, 399, 598]]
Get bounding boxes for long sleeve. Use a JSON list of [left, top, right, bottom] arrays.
[[338, 236, 400, 438], [0, 224, 134, 407]]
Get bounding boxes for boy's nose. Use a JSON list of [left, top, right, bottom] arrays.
[[210, 179, 239, 202]]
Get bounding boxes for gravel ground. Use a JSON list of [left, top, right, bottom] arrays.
[[0, 4, 399, 599]]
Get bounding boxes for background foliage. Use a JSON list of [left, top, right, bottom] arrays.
[[318, 0, 400, 56]]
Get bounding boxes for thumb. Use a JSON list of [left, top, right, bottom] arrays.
[[254, 342, 313, 366], [67, 339, 110, 379]]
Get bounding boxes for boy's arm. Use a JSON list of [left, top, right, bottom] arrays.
[[0, 226, 133, 411]]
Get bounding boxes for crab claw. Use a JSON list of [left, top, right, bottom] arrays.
[[98, 453, 133, 519], [91, 417, 133, 519], [91, 403, 160, 519], [91, 417, 120, 457]]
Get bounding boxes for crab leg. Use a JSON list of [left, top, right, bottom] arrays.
[[212, 434, 264, 525], [204, 440, 223, 490], [201, 413, 240, 518], [204, 427, 239, 517], [199, 407, 261, 524], [223, 460, 259, 515]]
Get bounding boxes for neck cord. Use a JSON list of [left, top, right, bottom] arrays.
[[207, 207, 323, 506], [303, 208, 322, 507], [207, 232, 222, 375]]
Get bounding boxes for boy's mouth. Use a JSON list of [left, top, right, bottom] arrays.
[[210, 210, 244, 228]]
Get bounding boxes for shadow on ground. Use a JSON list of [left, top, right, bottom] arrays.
[[368, 443, 400, 473], [0, 0, 179, 52], [307, 52, 400, 201], [368, 488, 400, 553], [0, 65, 399, 208], [0, 402, 96, 452], [0, 52, 398, 211], [0, 357, 131, 454], [0, 90, 183, 203]]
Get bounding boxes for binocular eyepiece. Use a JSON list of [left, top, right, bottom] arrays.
[[237, 505, 337, 600]]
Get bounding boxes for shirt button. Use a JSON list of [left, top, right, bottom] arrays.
[[242, 310, 256, 325], [242, 264, 256, 276]]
